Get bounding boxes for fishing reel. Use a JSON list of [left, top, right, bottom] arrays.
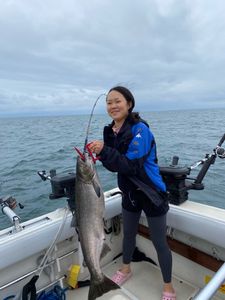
[[0, 196, 17, 211], [160, 133, 225, 205], [215, 146, 225, 159]]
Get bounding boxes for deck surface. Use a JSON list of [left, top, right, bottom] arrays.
[[67, 257, 199, 300]]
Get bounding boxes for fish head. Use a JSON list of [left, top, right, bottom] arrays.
[[76, 152, 95, 182]]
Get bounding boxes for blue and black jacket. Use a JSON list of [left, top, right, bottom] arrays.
[[99, 115, 168, 214]]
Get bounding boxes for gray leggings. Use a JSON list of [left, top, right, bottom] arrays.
[[122, 208, 172, 283]]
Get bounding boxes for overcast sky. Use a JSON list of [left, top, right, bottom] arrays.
[[0, 0, 225, 116]]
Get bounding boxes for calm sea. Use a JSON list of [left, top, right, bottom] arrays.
[[0, 108, 225, 229]]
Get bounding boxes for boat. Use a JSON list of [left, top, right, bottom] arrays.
[[0, 134, 225, 300]]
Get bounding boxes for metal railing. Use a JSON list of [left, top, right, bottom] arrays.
[[193, 262, 225, 300]]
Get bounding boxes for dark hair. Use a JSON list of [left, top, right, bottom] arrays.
[[108, 86, 135, 112], [108, 86, 140, 123]]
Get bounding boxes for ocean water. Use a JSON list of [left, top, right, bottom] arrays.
[[0, 108, 225, 229]]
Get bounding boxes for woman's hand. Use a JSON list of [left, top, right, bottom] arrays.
[[88, 140, 104, 155]]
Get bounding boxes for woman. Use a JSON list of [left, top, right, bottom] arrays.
[[89, 86, 176, 300]]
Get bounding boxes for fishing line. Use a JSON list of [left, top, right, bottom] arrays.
[[37, 206, 69, 277], [83, 93, 106, 153]]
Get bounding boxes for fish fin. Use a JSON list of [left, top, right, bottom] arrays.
[[100, 242, 111, 261], [92, 179, 101, 198], [88, 275, 119, 300]]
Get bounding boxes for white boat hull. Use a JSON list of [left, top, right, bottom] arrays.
[[1, 188, 225, 299]]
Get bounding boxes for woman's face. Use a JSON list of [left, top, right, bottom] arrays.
[[106, 90, 131, 123]]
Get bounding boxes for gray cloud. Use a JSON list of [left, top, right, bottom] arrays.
[[0, 0, 225, 116]]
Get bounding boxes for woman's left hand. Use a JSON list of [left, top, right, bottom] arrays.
[[88, 140, 104, 155]]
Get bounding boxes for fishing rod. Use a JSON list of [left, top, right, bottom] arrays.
[[83, 93, 106, 154], [160, 133, 225, 205]]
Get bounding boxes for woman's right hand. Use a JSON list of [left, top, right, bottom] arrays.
[[88, 140, 104, 155]]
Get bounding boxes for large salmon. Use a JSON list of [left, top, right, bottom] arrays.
[[75, 152, 119, 300]]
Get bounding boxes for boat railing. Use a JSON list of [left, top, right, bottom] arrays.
[[0, 247, 78, 292], [193, 262, 225, 300]]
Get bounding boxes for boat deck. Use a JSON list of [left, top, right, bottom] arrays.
[[66, 257, 205, 300]]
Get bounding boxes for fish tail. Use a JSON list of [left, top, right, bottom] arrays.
[[88, 275, 120, 300]]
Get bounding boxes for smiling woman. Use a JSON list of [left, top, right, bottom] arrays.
[[89, 86, 176, 300], [106, 91, 132, 132]]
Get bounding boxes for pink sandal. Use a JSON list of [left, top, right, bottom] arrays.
[[162, 291, 176, 300], [112, 270, 132, 285]]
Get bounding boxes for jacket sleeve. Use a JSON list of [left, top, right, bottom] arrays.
[[99, 123, 153, 174]]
